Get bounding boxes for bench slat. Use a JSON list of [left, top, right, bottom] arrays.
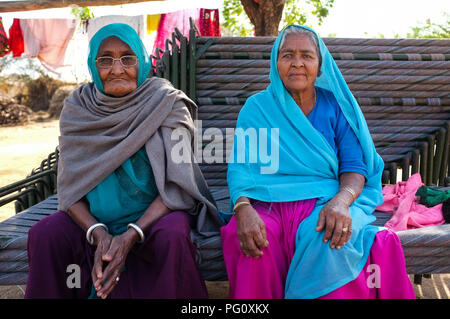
[[0, 224, 31, 234], [0, 249, 28, 262], [0, 272, 28, 286], [9, 212, 51, 222]]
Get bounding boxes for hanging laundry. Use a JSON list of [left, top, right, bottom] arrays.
[[19, 19, 78, 73], [376, 173, 445, 231], [0, 17, 9, 57], [147, 14, 161, 34], [58, 22, 90, 82], [87, 15, 145, 41], [198, 9, 221, 37], [153, 8, 201, 56], [8, 18, 24, 58]]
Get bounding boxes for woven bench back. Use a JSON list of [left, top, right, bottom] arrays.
[[194, 36, 450, 189]]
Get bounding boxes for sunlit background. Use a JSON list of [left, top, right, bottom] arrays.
[[0, 0, 448, 82]]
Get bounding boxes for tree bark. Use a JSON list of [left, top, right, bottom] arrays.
[[0, 0, 160, 13], [241, 0, 286, 36]]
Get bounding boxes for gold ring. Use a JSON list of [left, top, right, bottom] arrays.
[[342, 227, 349, 233]]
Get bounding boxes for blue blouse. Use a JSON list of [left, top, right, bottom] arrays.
[[85, 147, 159, 235], [307, 87, 368, 179]]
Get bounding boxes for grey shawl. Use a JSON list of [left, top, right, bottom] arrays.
[[57, 77, 223, 238]]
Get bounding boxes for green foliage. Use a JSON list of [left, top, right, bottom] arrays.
[[406, 14, 450, 38], [282, 0, 308, 27], [221, 0, 254, 36], [282, 0, 334, 28], [306, 0, 334, 25], [221, 0, 335, 36], [70, 6, 95, 21]]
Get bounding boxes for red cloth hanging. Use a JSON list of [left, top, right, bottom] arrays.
[[152, 8, 201, 56], [8, 18, 24, 57], [198, 9, 221, 36], [152, 8, 221, 58], [0, 17, 9, 57]]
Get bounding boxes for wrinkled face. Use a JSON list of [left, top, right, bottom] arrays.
[[96, 36, 138, 97], [276, 33, 320, 94]]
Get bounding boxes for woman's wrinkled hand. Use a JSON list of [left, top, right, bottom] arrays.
[[235, 205, 269, 258], [91, 229, 138, 299], [91, 228, 112, 295], [315, 197, 352, 250]]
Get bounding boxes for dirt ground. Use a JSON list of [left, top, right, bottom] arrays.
[[1, 276, 450, 299], [0, 118, 60, 222], [0, 119, 448, 299]]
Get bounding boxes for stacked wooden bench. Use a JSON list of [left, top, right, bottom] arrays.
[[0, 29, 449, 287]]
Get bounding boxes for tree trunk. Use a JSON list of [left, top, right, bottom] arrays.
[[241, 0, 286, 36], [0, 0, 160, 13]]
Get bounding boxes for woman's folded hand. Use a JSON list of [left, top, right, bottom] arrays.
[[316, 197, 353, 250], [91, 228, 112, 294], [92, 229, 138, 299], [235, 205, 269, 258]]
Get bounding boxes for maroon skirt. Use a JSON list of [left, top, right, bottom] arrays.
[[25, 210, 208, 299]]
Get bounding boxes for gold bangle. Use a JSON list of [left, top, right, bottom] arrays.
[[233, 201, 251, 214], [340, 185, 357, 201]]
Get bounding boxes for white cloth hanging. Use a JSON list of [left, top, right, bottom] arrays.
[[86, 15, 145, 41]]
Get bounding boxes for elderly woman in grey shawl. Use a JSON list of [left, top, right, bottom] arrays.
[[24, 23, 222, 299]]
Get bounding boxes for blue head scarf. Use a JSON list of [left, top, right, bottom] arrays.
[[87, 23, 151, 93], [226, 25, 385, 298]]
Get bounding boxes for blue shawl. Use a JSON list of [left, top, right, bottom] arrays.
[[226, 25, 385, 298]]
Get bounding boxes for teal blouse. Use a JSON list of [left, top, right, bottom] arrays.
[[86, 147, 159, 235]]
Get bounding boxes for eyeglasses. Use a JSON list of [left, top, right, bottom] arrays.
[[95, 55, 138, 68]]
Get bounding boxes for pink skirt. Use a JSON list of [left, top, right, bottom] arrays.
[[221, 199, 415, 299]]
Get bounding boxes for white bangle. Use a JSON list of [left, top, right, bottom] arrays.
[[127, 223, 145, 243], [86, 223, 108, 245]]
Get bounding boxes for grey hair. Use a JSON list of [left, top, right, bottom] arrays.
[[278, 26, 322, 76]]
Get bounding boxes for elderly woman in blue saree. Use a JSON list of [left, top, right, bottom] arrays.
[[221, 25, 415, 299], [25, 23, 223, 299]]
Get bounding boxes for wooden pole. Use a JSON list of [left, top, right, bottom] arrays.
[[0, 0, 163, 13]]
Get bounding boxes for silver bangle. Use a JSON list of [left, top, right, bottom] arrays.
[[127, 223, 145, 243], [86, 223, 108, 245]]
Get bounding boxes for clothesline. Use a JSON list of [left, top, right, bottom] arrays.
[[0, 8, 220, 79]]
